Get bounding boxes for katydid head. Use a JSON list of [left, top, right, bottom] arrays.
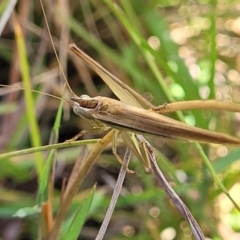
[[71, 95, 99, 109], [71, 95, 107, 130], [71, 95, 98, 117]]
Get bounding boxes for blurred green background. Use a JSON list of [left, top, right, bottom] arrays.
[[0, 0, 240, 239]]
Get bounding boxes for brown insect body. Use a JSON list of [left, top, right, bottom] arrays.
[[71, 96, 240, 146]]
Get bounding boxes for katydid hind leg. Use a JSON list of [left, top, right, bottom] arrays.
[[112, 131, 135, 174]]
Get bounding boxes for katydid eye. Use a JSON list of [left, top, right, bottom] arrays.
[[73, 104, 79, 114]]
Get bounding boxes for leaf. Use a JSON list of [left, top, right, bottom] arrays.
[[61, 185, 96, 240]]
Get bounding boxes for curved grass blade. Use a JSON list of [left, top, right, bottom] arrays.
[[61, 185, 96, 240], [12, 14, 43, 174]]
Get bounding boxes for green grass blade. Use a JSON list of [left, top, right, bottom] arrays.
[[61, 185, 96, 240], [0, 139, 99, 161], [13, 16, 43, 175]]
